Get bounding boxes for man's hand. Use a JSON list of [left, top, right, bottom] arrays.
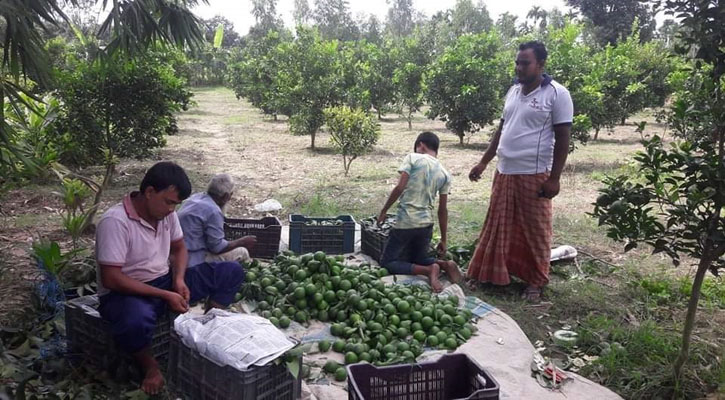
[[376, 212, 387, 227], [469, 162, 487, 182], [165, 291, 189, 313], [436, 241, 447, 257], [173, 279, 190, 302], [538, 177, 561, 199], [240, 235, 257, 249]]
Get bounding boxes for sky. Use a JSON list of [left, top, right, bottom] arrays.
[[192, 0, 570, 36]]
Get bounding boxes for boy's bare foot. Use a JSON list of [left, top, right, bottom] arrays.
[[141, 366, 164, 395], [429, 263, 443, 292], [440, 260, 463, 284]]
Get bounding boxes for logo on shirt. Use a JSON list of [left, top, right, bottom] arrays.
[[529, 98, 543, 111]]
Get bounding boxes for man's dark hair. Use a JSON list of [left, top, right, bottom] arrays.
[[414, 131, 440, 153], [519, 41, 548, 62], [139, 161, 192, 200]]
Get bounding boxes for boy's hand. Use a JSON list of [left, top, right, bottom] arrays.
[[376, 212, 387, 226], [436, 241, 447, 257]]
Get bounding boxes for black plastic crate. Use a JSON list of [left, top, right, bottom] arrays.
[[167, 331, 301, 400], [65, 295, 172, 372], [347, 353, 500, 400], [224, 216, 283, 259], [360, 215, 394, 263], [288, 215, 356, 255]]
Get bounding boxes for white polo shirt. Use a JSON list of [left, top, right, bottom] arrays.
[[496, 75, 573, 175]]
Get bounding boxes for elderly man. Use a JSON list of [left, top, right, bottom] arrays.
[[178, 173, 256, 267], [95, 162, 245, 394]]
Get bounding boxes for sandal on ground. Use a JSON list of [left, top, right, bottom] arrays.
[[521, 286, 542, 302]]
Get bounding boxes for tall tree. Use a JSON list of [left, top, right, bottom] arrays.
[[657, 19, 680, 50], [293, 0, 312, 26], [385, 0, 415, 38], [527, 6, 548, 32], [359, 14, 384, 45], [566, 0, 656, 46], [449, 0, 493, 36], [313, 0, 359, 41], [496, 12, 519, 40], [251, 0, 283, 32]]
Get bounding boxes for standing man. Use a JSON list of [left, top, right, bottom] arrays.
[[178, 173, 256, 267], [95, 162, 245, 394], [467, 41, 573, 301]]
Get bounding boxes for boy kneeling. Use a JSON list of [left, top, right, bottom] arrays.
[[377, 132, 462, 292]]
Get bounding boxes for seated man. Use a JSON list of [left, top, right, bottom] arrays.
[[95, 162, 245, 394], [177, 173, 257, 267]]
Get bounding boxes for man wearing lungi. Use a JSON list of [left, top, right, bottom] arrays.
[[95, 162, 245, 394], [467, 41, 573, 301]]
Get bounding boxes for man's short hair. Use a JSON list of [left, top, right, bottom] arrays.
[[519, 41, 548, 62], [139, 161, 192, 200], [207, 174, 235, 198], [414, 131, 440, 153]]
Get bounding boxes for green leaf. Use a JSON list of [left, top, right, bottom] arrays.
[[213, 24, 224, 49], [286, 359, 300, 380]]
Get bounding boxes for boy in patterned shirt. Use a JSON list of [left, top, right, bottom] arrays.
[[377, 132, 462, 292]]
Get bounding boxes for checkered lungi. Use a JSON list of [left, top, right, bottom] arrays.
[[466, 171, 552, 287]]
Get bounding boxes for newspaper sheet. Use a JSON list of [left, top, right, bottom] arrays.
[[174, 309, 295, 371]]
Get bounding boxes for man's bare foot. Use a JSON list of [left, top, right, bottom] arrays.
[[429, 263, 443, 292], [141, 366, 164, 395]]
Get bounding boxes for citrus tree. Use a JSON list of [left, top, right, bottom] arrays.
[[591, 0, 725, 386], [324, 106, 381, 175], [425, 31, 509, 144]]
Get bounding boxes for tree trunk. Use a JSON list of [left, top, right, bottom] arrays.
[[673, 254, 712, 385], [621, 116, 626, 125], [594, 128, 600, 141], [311, 131, 316, 149], [458, 133, 464, 145], [408, 118, 412, 130], [377, 109, 382, 120], [83, 160, 115, 233]]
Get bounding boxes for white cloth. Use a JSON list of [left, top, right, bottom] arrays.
[[496, 78, 573, 175], [205, 247, 252, 263]]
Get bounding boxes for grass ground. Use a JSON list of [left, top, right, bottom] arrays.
[[1, 86, 724, 398]]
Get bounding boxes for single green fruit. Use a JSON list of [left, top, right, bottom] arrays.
[[269, 316, 279, 327], [427, 335, 439, 346], [333, 340, 346, 353], [279, 316, 291, 329], [345, 352, 359, 364], [413, 330, 426, 342], [318, 340, 331, 352], [445, 337, 457, 350], [334, 367, 347, 381], [324, 360, 339, 373]]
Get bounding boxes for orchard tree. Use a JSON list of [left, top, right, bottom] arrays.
[[278, 28, 345, 148], [425, 31, 509, 144], [591, 0, 725, 389], [354, 41, 399, 119], [496, 12, 519, 41], [324, 106, 380, 175], [393, 37, 429, 129], [228, 31, 292, 119]]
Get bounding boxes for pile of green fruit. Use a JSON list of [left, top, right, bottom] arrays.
[[236, 251, 477, 381]]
